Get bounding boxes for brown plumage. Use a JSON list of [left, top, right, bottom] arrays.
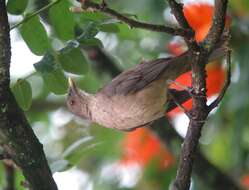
[[67, 47, 226, 131]]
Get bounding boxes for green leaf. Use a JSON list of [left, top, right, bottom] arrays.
[[7, 0, 29, 15], [34, 52, 55, 73], [76, 22, 102, 47], [78, 22, 99, 40], [11, 79, 32, 111], [79, 12, 109, 22], [78, 70, 101, 93], [99, 23, 120, 33], [50, 159, 71, 173], [116, 23, 139, 40], [64, 141, 101, 165], [34, 52, 68, 95], [78, 38, 103, 47], [42, 70, 68, 95], [62, 136, 93, 158], [20, 15, 50, 55], [49, 0, 75, 40], [58, 44, 89, 75]]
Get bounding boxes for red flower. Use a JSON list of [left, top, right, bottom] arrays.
[[184, 3, 214, 42], [241, 175, 249, 189], [120, 128, 174, 169]]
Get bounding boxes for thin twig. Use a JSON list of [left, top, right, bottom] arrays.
[[208, 49, 231, 112], [78, 0, 191, 37], [10, 0, 62, 30], [166, 0, 191, 30], [203, 0, 228, 52], [166, 0, 197, 49]]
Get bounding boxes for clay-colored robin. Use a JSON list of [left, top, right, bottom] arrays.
[[66, 47, 226, 131]]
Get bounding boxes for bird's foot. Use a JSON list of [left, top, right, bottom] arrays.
[[167, 90, 191, 118], [167, 79, 194, 97]]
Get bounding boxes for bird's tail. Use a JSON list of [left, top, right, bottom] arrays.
[[161, 33, 229, 81]]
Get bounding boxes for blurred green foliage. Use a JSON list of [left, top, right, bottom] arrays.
[[1, 0, 249, 189]]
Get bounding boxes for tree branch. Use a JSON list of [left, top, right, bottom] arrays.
[[150, 118, 243, 190], [167, 0, 190, 29], [0, 1, 57, 190], [172, 50, 209, 190], [203, 0, 229, 52], [77, 0, 191, 37], [166, 0, 197, 49], [172, 1, 230, 189]]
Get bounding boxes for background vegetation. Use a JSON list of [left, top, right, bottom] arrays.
[[1, 0, 249, 189]]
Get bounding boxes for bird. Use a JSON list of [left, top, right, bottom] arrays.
[[66, 47, 226, 131]]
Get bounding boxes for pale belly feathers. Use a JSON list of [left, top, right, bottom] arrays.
[[89, 80, 168, 130]]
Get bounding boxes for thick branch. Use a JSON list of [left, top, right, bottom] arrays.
[[0, 1, 57, 190], [172, 0, 229, 189], [78, 0, 190, 37], [172, 48, 209, 190]]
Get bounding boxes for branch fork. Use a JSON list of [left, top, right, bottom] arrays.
[[165, 0, 230, 190]]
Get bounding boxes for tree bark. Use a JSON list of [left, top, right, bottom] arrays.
[[0, 1, 58, 190]]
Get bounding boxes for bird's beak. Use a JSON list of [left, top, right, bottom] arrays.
[[68, 77, 78, 94]]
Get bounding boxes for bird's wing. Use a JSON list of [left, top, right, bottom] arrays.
[[97, 45, 226, 97], [97, 57, 173, 96]]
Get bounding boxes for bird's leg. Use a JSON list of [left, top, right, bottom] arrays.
[[167, 79, 193, 96], [167, 90, 191, 118], [167, 90, 207, 124]]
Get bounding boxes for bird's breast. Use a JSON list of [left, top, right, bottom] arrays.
[[90, 80, 167, 130]]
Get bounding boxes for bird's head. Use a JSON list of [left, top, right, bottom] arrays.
[[67, 78, 92, 120]]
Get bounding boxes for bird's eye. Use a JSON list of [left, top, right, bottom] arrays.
[[70, 100, 75, 106]]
